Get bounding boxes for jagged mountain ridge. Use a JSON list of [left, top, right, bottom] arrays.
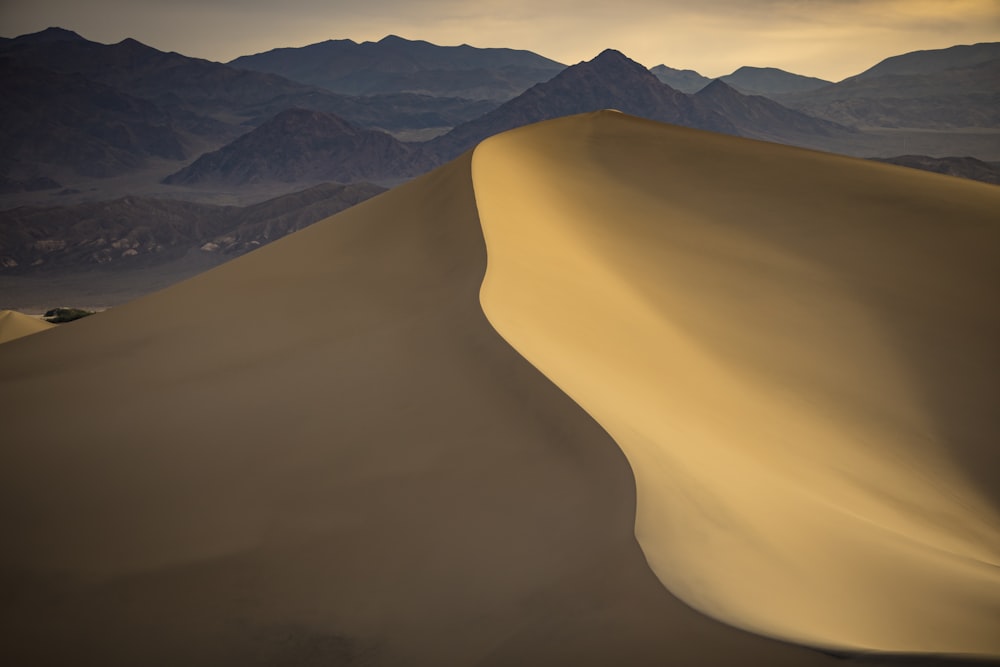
[[168, 50, 864, 184], [427, 49, 738, 162], [0, 29, 501, 196], [650, 64, 830, 97], [229, 34, 566, 100], [0, 29, 492, 132], [427, 50, 857, 163], [4, 28, 997, 204]]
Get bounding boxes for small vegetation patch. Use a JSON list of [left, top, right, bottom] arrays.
[[43, 308, 95, 323]]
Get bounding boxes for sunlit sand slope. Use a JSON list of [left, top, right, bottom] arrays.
[[1, 155, 872, 666], [473, 110, 1000, 656], [0, 309, 54, 344]]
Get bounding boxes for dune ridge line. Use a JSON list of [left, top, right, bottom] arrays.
[[470, 110, 1000, 656], [2, 150, 863, 665]]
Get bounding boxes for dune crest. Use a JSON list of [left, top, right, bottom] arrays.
[[0, 309, 55, 344], [472, 111, 1000, 655], [0, 150, 855, 666]]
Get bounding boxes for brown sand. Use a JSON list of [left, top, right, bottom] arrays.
[[474, 111, 1000, 656], [0, 309, 55, 344], [0, 115, 996, 665]]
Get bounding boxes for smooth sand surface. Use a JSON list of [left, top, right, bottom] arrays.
[[474, 111, 1000, 656], [0, 309, 55, 344], [0, 153, 824, 667], [0, 114, 996, 666]]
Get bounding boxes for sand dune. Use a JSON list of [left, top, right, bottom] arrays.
[[474, 111, 1000, 656], [0, 309, 54, 344], [1, 112, 997, 665]]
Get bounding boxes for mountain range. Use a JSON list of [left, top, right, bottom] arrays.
[[161, 49, 860, 186], [229, 34, 566, 101], [650, 43, 1000, 131], [651, 64, 831, 96], [425, 50, 865, 163], [774, 43, 1000, 129], [0, 28, 491, 129], [4, 28, 998, 200], [429, 49, 737, 162], [0, 28, 498, 192], [2, 27, 998, 304], [718, 66, 831, 96]]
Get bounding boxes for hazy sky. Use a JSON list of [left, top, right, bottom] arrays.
[[2, 0, 998, 80]]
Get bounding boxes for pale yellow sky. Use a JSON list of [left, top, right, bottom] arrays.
[[2, 0, 998, 80]]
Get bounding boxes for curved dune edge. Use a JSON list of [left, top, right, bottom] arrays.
[[1, 153, 867, 666], [0, 309, 55, 344], [471, 111, 1000, 656]]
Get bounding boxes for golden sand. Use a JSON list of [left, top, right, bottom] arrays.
[[473, 110, 1000, 655], [0, 309, 55, 344]]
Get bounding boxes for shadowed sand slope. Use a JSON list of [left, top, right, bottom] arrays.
[[473, 111, 1000, 656], [2, 152, 870, 667], [0, 309, 55, 344]]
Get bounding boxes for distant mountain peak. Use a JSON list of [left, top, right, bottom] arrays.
[[591, 49, 632, 64], [14, 27, 85, 43], [426, 48, 740, 161], [731, 65, 782, 75], [115, 37, 151, 49], [719, 66, 831, 96], [373, 35, 436, 49], [697, 79, 740, 96], [571, 49, 655, 79], [319, 38, 358, 46]]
